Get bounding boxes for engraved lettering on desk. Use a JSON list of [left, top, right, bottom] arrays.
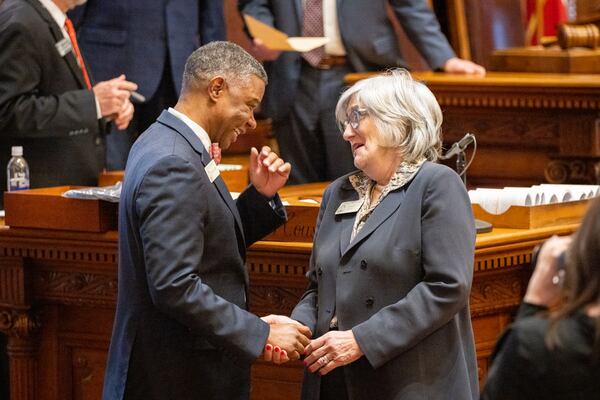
[[280, 211, 316, 238]]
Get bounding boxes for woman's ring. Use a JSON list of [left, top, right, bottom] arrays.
[[319, 356, 328, 365]]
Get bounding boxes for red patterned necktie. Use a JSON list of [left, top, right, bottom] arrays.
[[210, 143, 221, 165], [302, 0, 325, 67], [64, 18, 92, 89]]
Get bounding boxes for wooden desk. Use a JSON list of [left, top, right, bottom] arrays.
[[347, 72, 600, 187], [0, 218, 578, 400]]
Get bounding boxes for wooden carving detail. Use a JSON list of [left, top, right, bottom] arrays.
[[470, 274, 527, 317], [34, 270, 117, 306], [0, 258, 26, 305], [474, 252, 531, 272], [249, 286, 306, 315], [545, 158, 600, 184], [0, 243, 117, 265], [443, 113, 559, 145], [435, 92, 600, 110], [0, 310, 40, 338]]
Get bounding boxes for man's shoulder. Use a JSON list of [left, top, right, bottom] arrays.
[[0, 0, 44, 27]]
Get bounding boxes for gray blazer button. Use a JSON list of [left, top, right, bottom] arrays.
[[317, 267, 323, 276], [360, 260, 367, 270], [365, 297, 374, 307]]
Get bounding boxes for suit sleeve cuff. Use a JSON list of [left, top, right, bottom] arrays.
[[94, 93, 102, 119]]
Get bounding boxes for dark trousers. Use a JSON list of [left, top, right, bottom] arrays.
[[320, 366, 349, 400], [105, 60, 178, 170], [274, 61, 355, 184]]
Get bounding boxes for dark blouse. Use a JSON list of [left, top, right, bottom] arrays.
[[481, 302, 600, 400]]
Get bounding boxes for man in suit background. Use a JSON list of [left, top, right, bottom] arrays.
[[239, 0, 485, 184], [69, 0, 226, 170], [0, 0, 135, 397], [103, 41, 311, 400], [0, 0, 136, 208]]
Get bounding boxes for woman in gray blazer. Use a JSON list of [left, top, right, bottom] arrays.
[[288, 70, 479, 399]]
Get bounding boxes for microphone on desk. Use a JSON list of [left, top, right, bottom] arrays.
[[440, 133, 475, 160]]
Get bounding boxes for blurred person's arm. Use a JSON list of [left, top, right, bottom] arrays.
[[390, 0, 484, 75]]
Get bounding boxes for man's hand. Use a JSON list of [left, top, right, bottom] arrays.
[[303, 330, 363, 375], [443, 57, 486, 75], [265, 323, 311, 362], [249, 146, 291, 199], [114, 98, 134, 130], [93, 74, 138, 118], [252, 38, 282, 61]]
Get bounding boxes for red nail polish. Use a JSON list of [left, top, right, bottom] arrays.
[[265, 344, 272, 351], [274, 347, 280, 353]]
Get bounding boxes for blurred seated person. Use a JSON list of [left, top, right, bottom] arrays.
[[0, 0, 135, 208], [482, 198, 600, 399]]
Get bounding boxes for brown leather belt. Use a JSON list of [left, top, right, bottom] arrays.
[[315, 55, 347, 69]]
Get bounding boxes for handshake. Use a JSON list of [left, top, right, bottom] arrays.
[[260, 314, 312, 364]]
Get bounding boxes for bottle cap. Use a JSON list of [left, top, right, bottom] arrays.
[[11, 146, 23, 157]]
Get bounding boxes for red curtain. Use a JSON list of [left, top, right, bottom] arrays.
[[525, 0, 567, 43]]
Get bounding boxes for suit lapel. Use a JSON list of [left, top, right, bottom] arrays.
[[26, 0, 88, 89], [341, 189, 405, 258], [156, 111, 246, 246]]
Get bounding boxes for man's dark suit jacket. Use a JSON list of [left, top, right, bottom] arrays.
[[0, 0, 104, 206], [239, 0, 456, 123], [69, 0, 226, 99], [102, 110, 286, 400]]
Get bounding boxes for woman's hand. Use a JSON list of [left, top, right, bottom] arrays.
[[303, 330, 363, 375], [524, 235, 572, 307]]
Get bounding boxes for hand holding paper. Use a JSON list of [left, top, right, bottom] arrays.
[[244, 14, 329, 52]]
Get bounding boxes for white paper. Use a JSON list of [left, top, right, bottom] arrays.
[[243, 14, 329, 52]]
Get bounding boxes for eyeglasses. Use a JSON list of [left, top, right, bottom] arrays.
[[343, 106, 368, 130]]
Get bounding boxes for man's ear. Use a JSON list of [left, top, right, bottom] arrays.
[[207, 77, 226, 101]]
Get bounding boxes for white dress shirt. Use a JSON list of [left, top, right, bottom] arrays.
[[322, 0, 346, 56]]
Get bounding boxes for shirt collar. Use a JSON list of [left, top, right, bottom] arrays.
[[168, 108, 211, 152], [38, 0, 67, 29], [349, 159, 426, 199]]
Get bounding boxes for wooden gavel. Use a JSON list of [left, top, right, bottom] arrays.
[[557, 23, 600, 49]]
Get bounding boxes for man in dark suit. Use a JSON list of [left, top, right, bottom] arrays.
[[0, 0, 137, 208], [239, 0, 485, 184], [69, 0, 226, 170], [102, 41, 311, 400]]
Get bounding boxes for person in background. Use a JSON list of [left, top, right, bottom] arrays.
[[0, 0, 136, 209], [69, 0, 226, 170], [239, 0, 485, 184], [0, 0, 134, 397], [102, 42, 311, 400], [267, 70, 478, 399], [482, 198, 600, 399]]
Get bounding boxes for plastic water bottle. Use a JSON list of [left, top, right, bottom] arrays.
[[7, 146, 30, 191]]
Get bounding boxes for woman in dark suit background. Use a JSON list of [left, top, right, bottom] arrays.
[[482, 198, 600, 399], [288, 70, 479, 399]]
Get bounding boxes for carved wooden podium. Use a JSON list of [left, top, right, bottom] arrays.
[[0, 184, 582, 400]]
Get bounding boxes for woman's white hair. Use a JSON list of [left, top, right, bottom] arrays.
[[335, 69, 442, 162]]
